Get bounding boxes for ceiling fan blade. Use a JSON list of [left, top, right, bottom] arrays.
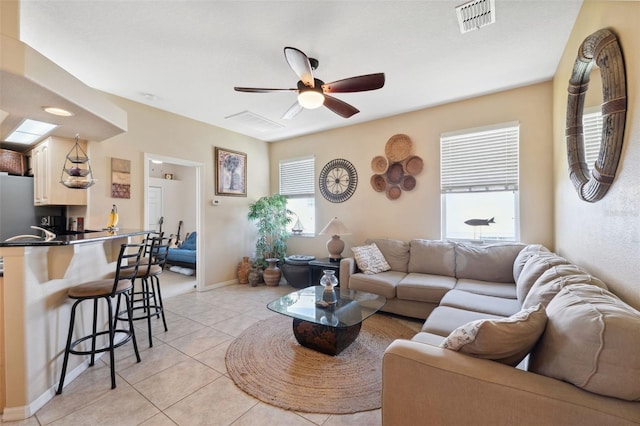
[[323, 95, 359, 118], [282, 101, 304, 120], [322, 73, 385, 93], [284, 47, 314, 88], [234, 87, 297, 93]]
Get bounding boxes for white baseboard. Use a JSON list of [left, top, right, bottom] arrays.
[[201, 279, 237, 291], [2, 359, 91, 421]]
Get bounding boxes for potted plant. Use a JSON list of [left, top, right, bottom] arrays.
[[247, 194, 292, 285]]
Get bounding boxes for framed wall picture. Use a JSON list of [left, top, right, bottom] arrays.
[[215, 147, 247, 196], [111, 157, 131, 198]]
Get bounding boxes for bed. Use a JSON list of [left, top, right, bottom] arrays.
[[166, 232, 196, 273]]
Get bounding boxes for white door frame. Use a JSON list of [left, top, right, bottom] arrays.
[[143, 153, 204, 291]]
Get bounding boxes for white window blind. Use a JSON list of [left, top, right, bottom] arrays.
[[583, 109, 602, 167], [441, 123, 519, 193], [279, 157, 314, 197]]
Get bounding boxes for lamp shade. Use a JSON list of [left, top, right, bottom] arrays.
[[318, 217, 351, 236]]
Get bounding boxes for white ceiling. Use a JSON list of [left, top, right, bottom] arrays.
[[17, 0, 583, 142]]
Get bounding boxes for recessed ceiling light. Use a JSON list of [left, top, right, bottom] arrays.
[[151, 159, 163, 164], [5, 119, 58, 144], [43, 106, 75, 117]]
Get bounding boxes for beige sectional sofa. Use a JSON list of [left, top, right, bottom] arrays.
[[339, 239, 640, 425]]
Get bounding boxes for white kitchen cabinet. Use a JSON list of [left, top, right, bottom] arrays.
[[31, 137, 87, 206]]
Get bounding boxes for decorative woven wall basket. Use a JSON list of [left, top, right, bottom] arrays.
[[386, 162, 404, 184], [371, 156, 389, 173], [385, 134, 413, 162], [370, 174, 386, 192], [0, 149, 24, 176], [400, 175, 416, 191], [386, 185, 401, 200], [403, 155, 423, 175]]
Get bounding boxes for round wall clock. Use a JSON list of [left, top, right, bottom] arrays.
[[319, 158, 358, 203]]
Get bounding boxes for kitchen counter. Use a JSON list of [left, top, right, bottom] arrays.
[[0, 229, 150, 247], [0, 229, 150, 420]]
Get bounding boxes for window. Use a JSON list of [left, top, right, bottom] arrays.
[[582, 107, 602, 167], [440, 122, 519, 241], [279, 156, 315, 235]]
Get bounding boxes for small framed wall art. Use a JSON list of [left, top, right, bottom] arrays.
[[111, 157, 131, 199], [215, 147, 247, 196]]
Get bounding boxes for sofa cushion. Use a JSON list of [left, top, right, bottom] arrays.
[[440, 289, 522, 317], [411, 332, 445, 346], [396, 273, 456, 304], [516, 252, 569, 303], [351, 243, 391, 274], [407, 239, 456, 277], [454, 243, 525, 283], [422, 306, 503, 337], [513, 244, 550, 282], [349, 271, 405, 299], [454, 278, 517, 299], [522, 264, 607, 309], [365, 238, 410, 273], [440, 304, 547, 366], [529, 284, 640, 401]]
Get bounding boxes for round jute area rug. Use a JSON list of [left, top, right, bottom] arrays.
[[225, 313, 415, 414]]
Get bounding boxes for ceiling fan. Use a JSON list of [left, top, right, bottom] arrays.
[[234, 47, 385, 119]]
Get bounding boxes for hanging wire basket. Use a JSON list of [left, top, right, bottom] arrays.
[[60, 134, 96, 189]]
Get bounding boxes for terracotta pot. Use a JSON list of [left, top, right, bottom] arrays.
[[237, 256, 250, 284], [262, 258, 281, 286]]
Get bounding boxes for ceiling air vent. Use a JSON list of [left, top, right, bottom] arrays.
[[456, 0, 495, 34], [225, 111, 283, 132]]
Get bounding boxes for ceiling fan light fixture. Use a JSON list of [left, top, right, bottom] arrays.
[[298, 90, 324, 109]]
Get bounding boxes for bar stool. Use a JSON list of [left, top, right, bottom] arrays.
[[117, 236, 171, 347], [57, 243, 144, 394]]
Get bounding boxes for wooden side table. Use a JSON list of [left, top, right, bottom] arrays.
[[309, 258, 341, 286]]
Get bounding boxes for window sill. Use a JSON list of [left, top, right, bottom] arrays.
[[290, 232, 315, 238]]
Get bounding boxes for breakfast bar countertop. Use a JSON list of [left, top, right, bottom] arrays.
[[0, 229, 150, 247]]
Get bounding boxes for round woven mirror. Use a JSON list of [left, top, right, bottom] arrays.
[[566, 28, 627, 202]]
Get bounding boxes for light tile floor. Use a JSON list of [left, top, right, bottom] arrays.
[[3, 276, 420, 426]]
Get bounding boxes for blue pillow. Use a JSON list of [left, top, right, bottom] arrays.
[[180, 232, 197, 250]]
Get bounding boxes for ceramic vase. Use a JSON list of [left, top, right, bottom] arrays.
[[248, 266, 259, 287], [237, 256, 250, 284], [263, 258, 281, 286]]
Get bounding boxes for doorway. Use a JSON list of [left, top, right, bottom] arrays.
[[144, 153, 204, 292]]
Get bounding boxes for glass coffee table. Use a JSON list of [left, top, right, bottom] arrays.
[[267, 286, 386, 355]]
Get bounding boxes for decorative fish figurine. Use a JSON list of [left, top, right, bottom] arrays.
[[464, 217, 495, 226]]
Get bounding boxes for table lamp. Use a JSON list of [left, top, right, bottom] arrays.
[[318, 217, 351, 262]]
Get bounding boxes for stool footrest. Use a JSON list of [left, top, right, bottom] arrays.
[[68, 329, 135, 356]]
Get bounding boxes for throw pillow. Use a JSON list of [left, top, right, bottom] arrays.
[[440, 304, 547, 366], [529, 284, 640, 401], [351, 243, 391, 275]]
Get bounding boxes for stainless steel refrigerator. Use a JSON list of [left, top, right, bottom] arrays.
[[0, 174, 64, 240], [0, 174, 38, 240]]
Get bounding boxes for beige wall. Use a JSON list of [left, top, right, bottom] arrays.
[[271, 82, 555, 258], [553, 0, 640, 309], [85, 95, 268, 286]]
